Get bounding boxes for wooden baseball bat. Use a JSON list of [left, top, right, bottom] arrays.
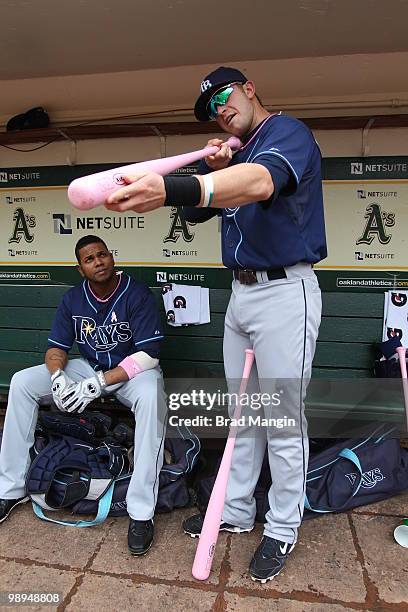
[[67, 136, 242, 210], [192, 348, 255, 581]]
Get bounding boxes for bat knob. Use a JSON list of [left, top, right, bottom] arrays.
[[226, 136, 242, 151]]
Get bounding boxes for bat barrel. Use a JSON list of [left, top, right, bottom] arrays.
[[67, 138, 242, 210]]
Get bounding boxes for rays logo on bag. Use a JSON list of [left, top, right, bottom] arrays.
[[72, 316, 132, 351], [345, 468, 385, 489]]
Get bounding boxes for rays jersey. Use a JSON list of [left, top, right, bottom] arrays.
[[184, 113, 327, 270], [48, 273, 163, 371]]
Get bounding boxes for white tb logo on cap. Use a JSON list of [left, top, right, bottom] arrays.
[[200, 79, 212, 92]]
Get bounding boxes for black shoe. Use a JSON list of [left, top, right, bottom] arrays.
[[249, 536, 295, 583], [0, 497, 29, 524], [182, 513, 253, 538], [128, 519, 154, 555]]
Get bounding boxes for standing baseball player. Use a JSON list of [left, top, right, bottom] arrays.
[[104, 66, 327, 582], [0, 234, 166, 556]]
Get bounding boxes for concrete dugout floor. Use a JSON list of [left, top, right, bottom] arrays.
[[0, 492, 407, 612]]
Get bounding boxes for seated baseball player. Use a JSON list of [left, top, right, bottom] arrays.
[[0, 234, 167, 555]]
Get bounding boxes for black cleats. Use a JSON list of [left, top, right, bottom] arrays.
[[249, 536, 295, 583], [182, 513, 253, 538], [128, 519, 154, 555], [0, 497, 29, 524]]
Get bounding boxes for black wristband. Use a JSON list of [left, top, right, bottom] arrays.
[[163, 176, 202, 207]]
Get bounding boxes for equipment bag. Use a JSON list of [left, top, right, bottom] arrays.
[[373, 336, 407, 378], [195, 426, 408, 521], [6, 107, 50, 131], [38, 411, 112, 444], [303, 426, 408, 517], [26, 434, 129, 527], [73, 432, 200, 517], [25, 413, 200, 527]]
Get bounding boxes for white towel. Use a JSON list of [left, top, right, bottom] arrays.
[[162, 284, 179, 327], [199, 287, 210, 324], [382, 290, 408, 342], [162, 283, 210, 326]]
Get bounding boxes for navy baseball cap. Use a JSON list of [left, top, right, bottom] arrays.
[[194, 66, 248, 122]]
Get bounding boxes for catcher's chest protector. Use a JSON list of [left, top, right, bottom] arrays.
[[26, 435, 128, 527]]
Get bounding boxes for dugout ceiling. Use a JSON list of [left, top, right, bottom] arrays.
[[1, 0, 407, 80], [1, 0, 408, 128]]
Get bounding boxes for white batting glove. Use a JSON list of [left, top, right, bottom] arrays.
[[59, 372, 105, 414], [50, 369, 75, 412]]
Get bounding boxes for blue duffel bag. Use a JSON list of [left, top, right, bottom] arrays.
[[303, 426, 408, 518]]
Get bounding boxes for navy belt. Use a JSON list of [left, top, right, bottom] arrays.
[[233, 268, 287, 285]]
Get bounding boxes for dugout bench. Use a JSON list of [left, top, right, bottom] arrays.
[[0, 283, 405, 433]]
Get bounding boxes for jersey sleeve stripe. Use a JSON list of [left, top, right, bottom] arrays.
[[251, 150, 300, 184], [134, 335, 164, 346], [48, 338, 71, 349]]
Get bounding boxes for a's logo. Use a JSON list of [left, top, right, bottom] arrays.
[[113, 173, 126, 185], [200, 79, 212, 93], [345, 468, 385, 489], [52, 213, 72, 234], [351, 162, 363, 175], [387, 327, 403, 340], [391, 293, 408, 308], [355, 251, 364, 261], [6, 196, 13, 204], [163, 248, 171, 257], [9, 207, 36, 244], [357, 190, 366, 199], [164, 208, 195, 243], [72, 316, 132, 352], [356, 204, 395, 246], [8, 249, 15, 256], [156, 271, 167, 282], [0, 172, 7, 182], [111, 311, 117, 323], [174, 295, 186, 309]]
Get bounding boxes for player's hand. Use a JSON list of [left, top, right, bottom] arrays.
[[59, 376, 102, 414], [204, 138, 233, 170], [105, 172, 166, 213], [51, 370, 75, 412]]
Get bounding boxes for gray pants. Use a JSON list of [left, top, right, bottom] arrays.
[[222, 263, 322, 544], [0, 359, 167, 521]]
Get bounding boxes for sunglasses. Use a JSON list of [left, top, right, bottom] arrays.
[[207, 83, 240, 120]]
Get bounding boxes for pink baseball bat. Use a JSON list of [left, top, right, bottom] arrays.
[[192, 348, 255, 581], [397, 346, 408, 430], [67, 136, 242, 210]]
